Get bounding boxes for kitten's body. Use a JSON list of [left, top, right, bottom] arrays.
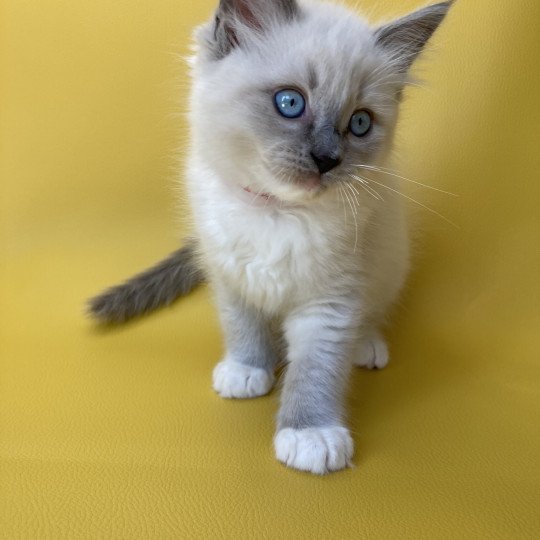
[[90, 0, 451, 474], [189, 159, 408, 318]]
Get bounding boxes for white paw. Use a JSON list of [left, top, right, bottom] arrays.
[[212, 359, 274, 399], [354, 332, 389, 369], [274, 426, 354, 474]]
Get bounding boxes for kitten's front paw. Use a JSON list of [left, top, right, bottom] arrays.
[[355, 332, 389, 369], [274, 426, 353, 475], [212, 359, 274, 399]]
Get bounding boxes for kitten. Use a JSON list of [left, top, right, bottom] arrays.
[[89, 0, 452, 474]]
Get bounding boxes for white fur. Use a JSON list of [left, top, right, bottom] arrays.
[[188, 156, 408, 320], [184, 0, 414, 473], [213, 358, 275, 398], [187, 1, 409, 319], [355, 330, 389, 369], [274, 426, 354, 474]]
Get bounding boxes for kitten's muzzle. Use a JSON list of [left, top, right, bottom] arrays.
[[310, 152, 342, 174]]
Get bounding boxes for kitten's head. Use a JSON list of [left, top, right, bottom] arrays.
[[190, 0, 451, 204]]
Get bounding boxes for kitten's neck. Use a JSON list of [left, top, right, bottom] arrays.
[[242, 185, 274, 202]]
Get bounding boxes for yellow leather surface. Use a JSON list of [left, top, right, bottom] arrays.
[[2, 0, 539, 537]]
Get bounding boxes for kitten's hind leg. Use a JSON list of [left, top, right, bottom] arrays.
[[212, 288, 277, 399], [354, 329, 389, 370]]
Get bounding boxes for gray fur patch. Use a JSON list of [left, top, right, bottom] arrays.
[[211, 0, 300, 59], [217, 288, 278, 371], [87, 239, 205, 323], [277, 309, 357, 430], [374, 1, 452, 72], [277, 345, 352, 430]]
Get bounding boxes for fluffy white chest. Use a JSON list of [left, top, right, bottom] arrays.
[[194, 185, 351, 314]]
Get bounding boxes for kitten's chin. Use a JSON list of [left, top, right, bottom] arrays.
[[239, 168, 325, 205], [297, 174, 323, 192], [269, 173, 325, 204]]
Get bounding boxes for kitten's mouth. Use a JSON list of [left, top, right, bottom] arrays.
[[296, 173, 322, 191]]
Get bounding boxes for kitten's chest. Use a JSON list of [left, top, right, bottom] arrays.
[[199, 199, 346, 313]]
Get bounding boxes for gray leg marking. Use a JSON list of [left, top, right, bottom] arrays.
[[274, 301, 358, 474], [212, 289, 277, 399]]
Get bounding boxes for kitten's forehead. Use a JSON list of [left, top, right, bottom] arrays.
[[250, 6, 391, 108]]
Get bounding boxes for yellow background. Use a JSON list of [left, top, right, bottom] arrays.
[[1, 0, 539, 537]]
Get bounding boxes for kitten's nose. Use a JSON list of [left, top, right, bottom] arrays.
[[310, 152, 342, 174]]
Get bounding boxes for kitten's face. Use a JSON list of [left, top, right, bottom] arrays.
[[191, 0, 449, 204]]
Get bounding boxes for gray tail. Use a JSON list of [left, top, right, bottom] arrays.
[[87, 239, 205, 323]]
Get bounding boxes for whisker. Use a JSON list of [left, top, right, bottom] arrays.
[[342, 183, 359, 252], [352, 164, 458, 197], [343, 183, 359, 216], [341, 184, 355, 218], [346, 181, 362, 202], [347, 174, 382, 204], [346, 173, 384, 201], [352, 175, 459, 228], [337, 184, 348, 224]]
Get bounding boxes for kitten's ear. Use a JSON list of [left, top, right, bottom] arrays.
[[374, 1, 452, 72], [212, 0, 299, 58]]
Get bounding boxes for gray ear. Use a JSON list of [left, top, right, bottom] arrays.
[[374, 1, 452, 72], [212, 0, 299, 58]]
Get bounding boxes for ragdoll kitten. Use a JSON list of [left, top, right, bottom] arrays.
[[89, 0, 452, 474]]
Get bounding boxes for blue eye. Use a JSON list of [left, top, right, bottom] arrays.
[[349, 109, 372, 137], [274, 89, 305, 118]]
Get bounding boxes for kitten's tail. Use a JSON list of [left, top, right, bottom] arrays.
[[87, 238, 205, 323]]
